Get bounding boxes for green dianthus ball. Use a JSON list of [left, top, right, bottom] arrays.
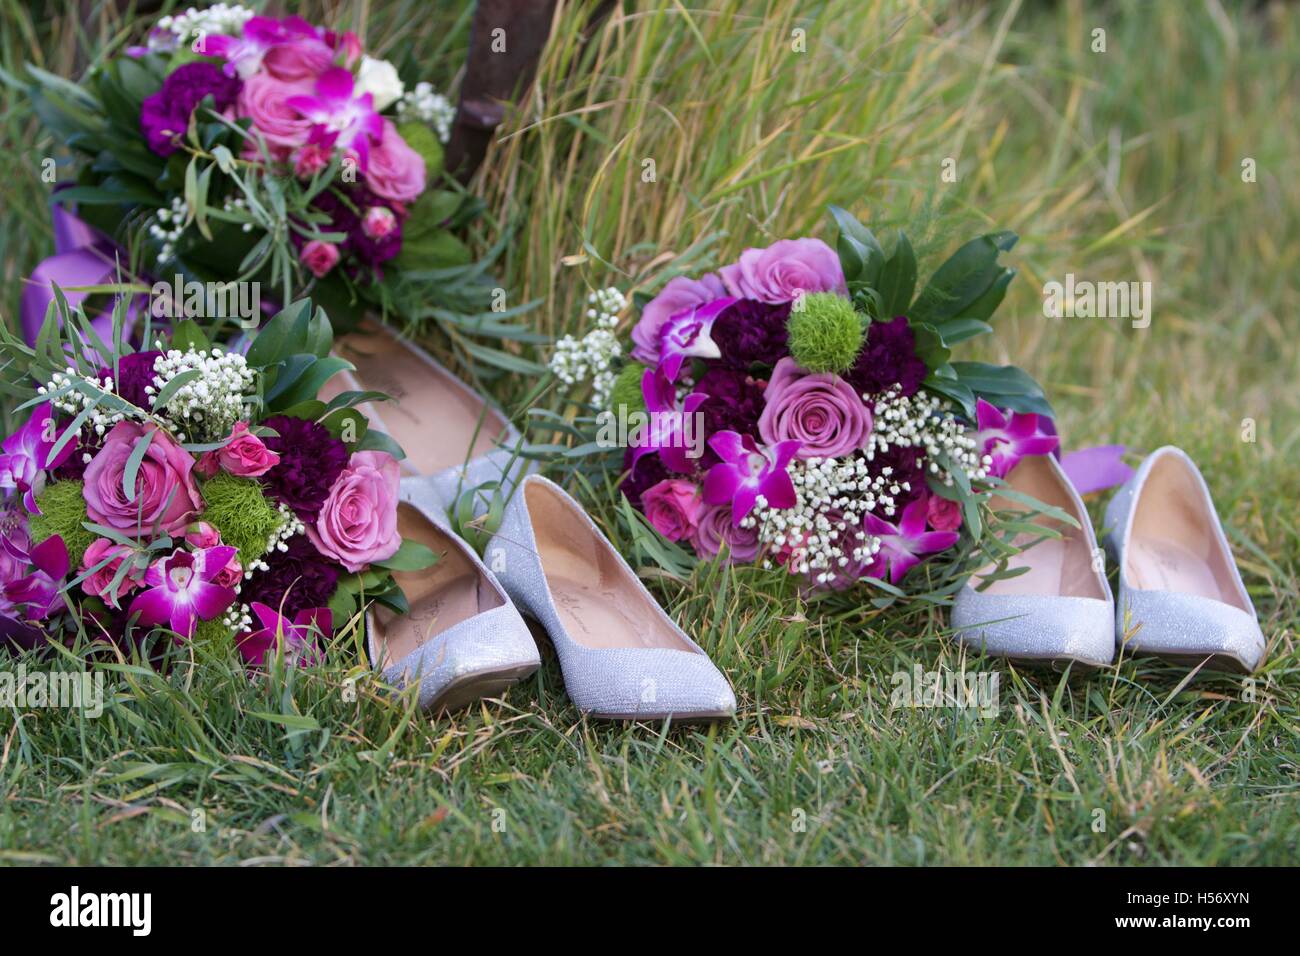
[[396, 121, 444, 182], [787, 292, 866, 374], [28, 480, 96, 569], [608, 362, 648, 417], [200, 473, 283, 565]]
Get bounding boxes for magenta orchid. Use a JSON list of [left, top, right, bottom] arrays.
[[128, 546, 238, 638], [202, 15, 328, 79], [630, 367, 709, 474], [236, 602, 330, 668], [658, 296, 736, 381], [863, 497, 960, 584], [973, 398, 1060, 479], [702, 430, 800, 525], [3, 534, 69, 621], [0, 402, 75, 511], [286, 67, 383, 171]]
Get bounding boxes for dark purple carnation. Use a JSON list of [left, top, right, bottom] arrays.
[[260, 415, 349, 520], [711, 298, 791, 371], [100, 350, 162, 410], [846, 315, 928, 398], [302, 184, 404, 277], [692, 368, 766, 468], [870, 442, 928, 512], [619, 444, 669, 511], [139, 63, 241, 157], [242, 535, 341, 619]]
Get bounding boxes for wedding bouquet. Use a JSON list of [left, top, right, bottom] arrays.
[[0, 299, 431, 662], [23, 4, 482, 328], [550, 207, 1060, 596]]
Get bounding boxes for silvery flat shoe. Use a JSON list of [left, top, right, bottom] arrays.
[[367, 478, 540, 713], [321, 317, 531, 512], [953, 453, 1115, 668], [490, 475, 736, 721], [1103, 446, 1265, 673]]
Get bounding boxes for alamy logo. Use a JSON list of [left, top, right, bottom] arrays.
[[0, 665, 104, 718], [890, 664, 1000, 717], [49, 886, 151, 936], [1043, 273, 1152, 329], [150, 273, 261, 327]]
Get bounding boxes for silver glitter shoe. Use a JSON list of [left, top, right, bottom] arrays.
[[952, 453, 1115, 668], [366, 478, 540, 713], [490, 475, 736, 721], [321, 317, 531, 513], [1103, 446, 1265, 673]]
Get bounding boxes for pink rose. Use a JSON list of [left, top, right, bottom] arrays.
[[926, 494, 962, 532], [641, 479, 704, 543], [238, 73, 315, 149], [362, 206, 397, 239], [758, 357, 872, 460], [293, 139, 332, 177], [197, 421, 280, 478], [80, 538, 143, 606], [306, 451, 401, 572], [630, 273, 727, 364], [720, 238, 847, 304], [83, 422, 204, 537], [262, 38, 334, 82], [691, 503, 761, 563], [300, 239, 340, 278], [363, 119, 426, 204]]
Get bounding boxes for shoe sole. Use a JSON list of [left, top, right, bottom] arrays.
[[1125, 648, 1256, 674], [425, 662, 539, 714], [587, 710, 734, 722]]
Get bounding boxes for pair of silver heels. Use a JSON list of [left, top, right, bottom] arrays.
[[325, 322, 736, 720], [952, 447, 1266, 673]]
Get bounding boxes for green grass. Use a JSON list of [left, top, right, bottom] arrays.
[[1, 0, 1298, 865]]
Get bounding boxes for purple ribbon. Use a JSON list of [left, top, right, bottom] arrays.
[[21, 188, 141, 347]]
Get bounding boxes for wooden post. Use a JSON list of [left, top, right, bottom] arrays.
[[445, 0, 561, 183]]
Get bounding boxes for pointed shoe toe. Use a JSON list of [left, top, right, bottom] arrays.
[[952, 454, 1115, 668], [1105, 446, 1266, 673], [367, 491, 539, 714], [952, 587, 1114, 669], [490, 475, 736, 722]]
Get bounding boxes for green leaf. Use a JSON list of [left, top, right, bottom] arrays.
[[910, 232, 1018, 325], [876, 230, 917, 317], [268, 355, 352, 412], [392, 230, 472, 271], [931, 318, 992, 345], [921, 372, 976, 419], [910, 322, 951, 370], [828, 205, 884, 287], [123, 426, 156, 501], [372, 539, 438, 572], [168, 319, 210, 352], [356, 428, 406, 460], [321, 407, 368, 447]]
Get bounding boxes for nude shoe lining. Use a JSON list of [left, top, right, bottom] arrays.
[[524, 482, 695, 652], [371, 502, 504, 669], [1125, 455, 1248, 612], [319, 319, 508, 477], [974, 455, 1105, 599]]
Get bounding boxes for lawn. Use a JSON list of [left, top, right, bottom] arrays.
[[0, 0, 1296, 865]]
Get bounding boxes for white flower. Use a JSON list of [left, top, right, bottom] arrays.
[[397, 81, 455, 142], [356, 56, 405, 112]]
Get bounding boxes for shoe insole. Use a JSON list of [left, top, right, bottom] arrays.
[[974, 455, 1103, 599], [371, 503, 503, 668], [321, 320, 508, 477], [526, 483, 695, 652], [1124, 456, 1247, 612], [1127, 538, 1231, 603]]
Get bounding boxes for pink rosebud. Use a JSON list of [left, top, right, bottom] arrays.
[[80, 538, 144, 607], [361, 206, 397, 240], [641, 479, 704, 543], [185, 522, 223, 549], [293, 141, 333, 177], [926, 494, 963, 532], [217, 421, 280, 478], [300, 239, 340, 278], [212, 550, 243, 589]]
